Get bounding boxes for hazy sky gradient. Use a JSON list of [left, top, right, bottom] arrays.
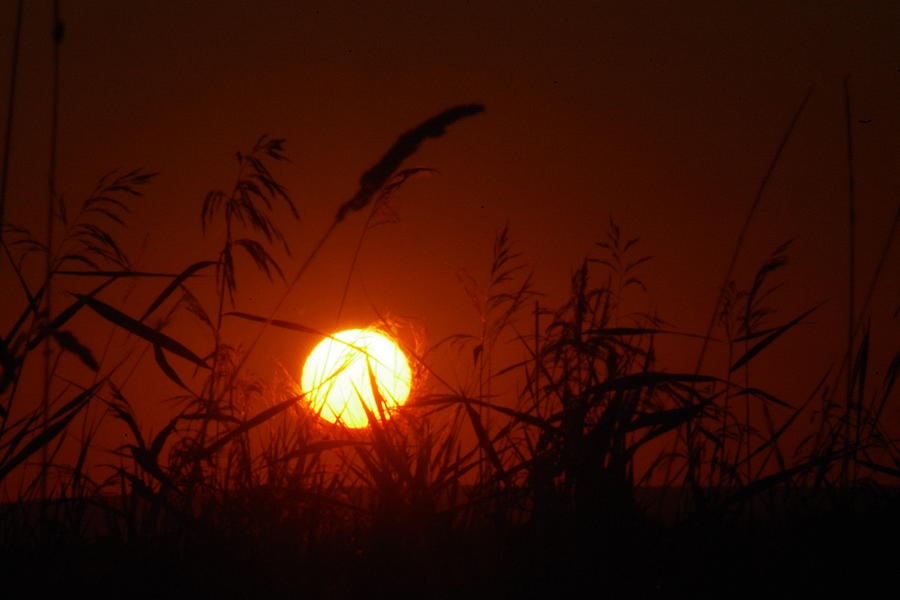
[[2, 1, 897, 425]]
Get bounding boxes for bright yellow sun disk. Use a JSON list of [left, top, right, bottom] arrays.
[[301, 329, 412, 428]]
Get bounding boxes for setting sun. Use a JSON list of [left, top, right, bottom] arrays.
[[301, 329, 412, 428]]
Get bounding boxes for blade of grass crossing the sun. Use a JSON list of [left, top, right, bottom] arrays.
[[366, 361, 390, 424], [220, 107, 487, 395], [361, 372, 414, 485]]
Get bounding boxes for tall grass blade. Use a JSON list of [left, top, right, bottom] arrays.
[[139, 260, 216, 321], [75, 293, 209, 368], [730, 303, 823, 372], [0, 381, 100, 482], [722, 453, 845, 508], [731, 387, 793, 409], [192, 396, 298, 460], [695, 87, 813, 373], [0, 0, 24, 235], [50, 329, 99, 371], [273, 440, 369, 462], [417, 394, 554, 432], [153, 344, 190, 391], [225, 311, 326, 336], [464, 402, 506, 479]]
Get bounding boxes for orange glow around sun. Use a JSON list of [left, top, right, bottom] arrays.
[[301, 329, 412, 428]]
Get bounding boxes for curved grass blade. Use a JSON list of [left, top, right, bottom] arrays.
[[139, 260, 216, 322], [225, 311, 326, 336], [50, 329, 99, 371], [586, 372, 721, 398], [153, 343, 190, 392], [0, 382, 101, 482], [192, 396, 298, 461], [721, 453, 845, 508], [273, 439, 369, 462], [628, 403, 707, 432], [585, 327, 714, 341], [361, 373, 413, 485], [731, 387, 793, 409], [743, 369, 829, 467], [0, 337, 18, 400], [23, 279, 114, 351], [873, 352, 899, 422], [75, 293, 209, 369], [856, 459, 900, 479], [416, 394, 555, 433], [730, 303, 823, 372], [54, 269, 183, 277], [464, 402, 506, 479], [3, 281, 45, 347], [104, 386, 147, 451]]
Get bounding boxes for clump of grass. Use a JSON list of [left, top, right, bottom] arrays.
[[0, 99, 897, 597]]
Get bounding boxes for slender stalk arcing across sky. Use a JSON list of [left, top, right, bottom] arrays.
[[227, 104, 485, 387], [335, 104, 485, 223]]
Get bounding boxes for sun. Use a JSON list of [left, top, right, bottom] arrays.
[[301, 328, 412, 428]]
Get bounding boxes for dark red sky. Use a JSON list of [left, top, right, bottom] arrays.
[[2, 1, 898, 434]]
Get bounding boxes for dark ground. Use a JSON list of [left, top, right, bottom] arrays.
[[3, 486, 897, 598]]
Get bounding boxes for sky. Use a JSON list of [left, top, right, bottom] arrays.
[[1, 1, 898, 451]]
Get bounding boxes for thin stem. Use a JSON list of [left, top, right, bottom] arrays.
[[0, 0, 24, 237], [335, 200, 378, 324], [694, 87, 813, 376], [40, 0, 63, 501], [842, 76, 857, 484], [533, 300, 540, 412], [224, 220, 338, 392], [670, 87, 814, 501]]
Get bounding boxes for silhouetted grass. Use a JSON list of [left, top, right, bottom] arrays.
[[1, 102, 897, 598]]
